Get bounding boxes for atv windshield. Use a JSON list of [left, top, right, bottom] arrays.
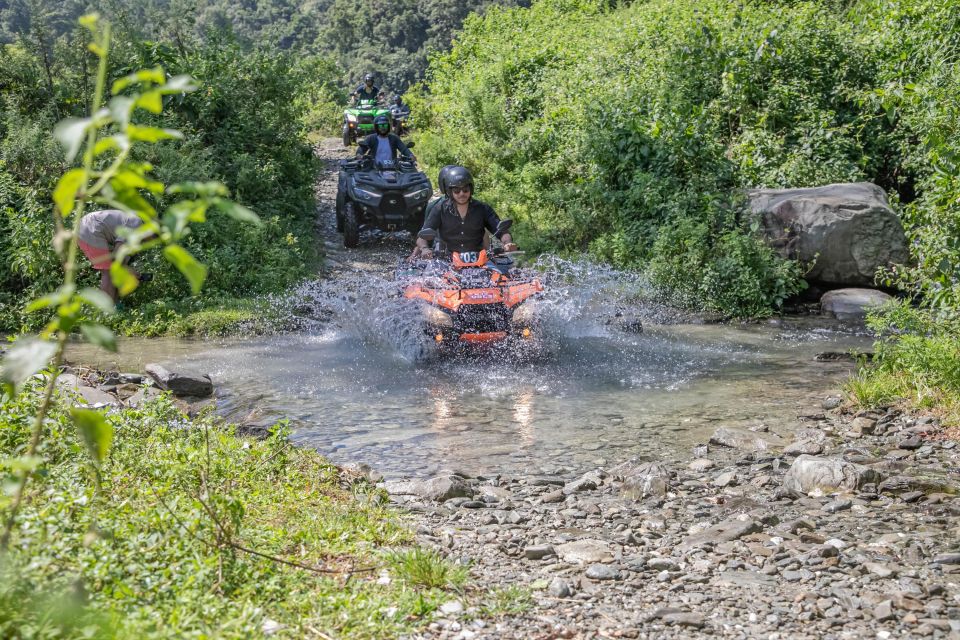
[[357, 99, 379, 109]]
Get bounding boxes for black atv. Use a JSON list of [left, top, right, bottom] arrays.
[[335, 145, 432, 248]]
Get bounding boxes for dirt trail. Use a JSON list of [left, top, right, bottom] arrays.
[[313, 137, 420, 276]]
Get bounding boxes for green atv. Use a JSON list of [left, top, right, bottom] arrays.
[[342, 98, 392, 146]]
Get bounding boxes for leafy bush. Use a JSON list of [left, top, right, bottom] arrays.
[[0, 383, 465, 639], [417, 0, 958, 316]]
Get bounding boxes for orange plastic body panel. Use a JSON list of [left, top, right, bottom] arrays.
[[459, 331, 507, 343], [452, 251, 489, 268]]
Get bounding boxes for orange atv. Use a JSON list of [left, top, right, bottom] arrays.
[[398, 221, 543, 346]]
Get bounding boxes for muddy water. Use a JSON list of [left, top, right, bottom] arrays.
[[67, 317, 872, 479]]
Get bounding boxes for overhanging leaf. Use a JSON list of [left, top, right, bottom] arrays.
[[135, 91, 164, 114], [126, 125, 183, 143], [54, 118, 92, 162], [53, 169, 88, 218], [0, 338, 57, 396], [163, 244, 207, 294], [25, 284, 75, 314], [213, 199, 261, 226], [70, 408, 114, 465], [80, 323, 117, 352], [112, 67, 165, 94], [78, 287, 116, 315], [109, 262, 139, 296]]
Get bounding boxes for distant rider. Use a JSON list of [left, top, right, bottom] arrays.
[[410, 166, 518, 259], [351, 73, 382, 105], [358, 115, 414, 164], [391, 94, 410, 116]]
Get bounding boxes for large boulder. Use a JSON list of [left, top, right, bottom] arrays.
[[381, 475, 472, 502], [145, 363, 213, 398], [821, 288, 893, 322], [782, 455, 882, 494], [748, 183, 909, 286]]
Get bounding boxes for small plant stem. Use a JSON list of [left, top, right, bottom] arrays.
[[0, 23, 111, 550]]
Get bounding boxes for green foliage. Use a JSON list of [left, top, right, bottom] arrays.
[[387, 548, 469, 590], [0, 383, 466, 639], [418, 0, 958, 316]]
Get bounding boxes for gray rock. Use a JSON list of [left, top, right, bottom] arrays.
[[748, 182, 909, 287], [822, 396, 843, 410], [145, 363, 213, 398], [540, 489, 565, 504], [851, 416, 877, 435], [381, 475, 472, 502], [555, 539, 616, 564], [563, 476, 598, 495], [74, 385, 120, 407], [547, 577, 571, 598], [865, 562, 897, 578], [616, 460, 671, 500], [661, 612, 705, 628], [873, 600, 894, 621], [932, 553, 960, 565], [689, 458, 716, 472], [821, 288, 894, 322], [584, 564, 621, 580], [785, 439, 824, 456], [709, 426, 785, 452], [782, 455, 882, 493], [823, 498, 852, 513], [879, 474, 959, 496], [681, 518, 763, 549], [125, 386, 163, 408], [713, 470, 738, 487], [715, 570, 778, 588], [523, 544, 554, 560], [646, 557, 680, 572]]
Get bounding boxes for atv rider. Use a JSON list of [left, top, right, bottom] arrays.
[[358, 115, 414, 165], [410, 166, 518, 259], [351, 73, 382, 105]]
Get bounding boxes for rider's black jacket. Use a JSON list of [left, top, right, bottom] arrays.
[[359, 133, 412, 161], [422, 197, 504, 253], [353, 85, 380, 101]]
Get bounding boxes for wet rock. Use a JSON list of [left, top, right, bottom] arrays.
[[617, 461, 671, 499], [709, 426, 785, 452], [585, 564, 621, 580], [782, 455, 882, 493], [382, 475, 472, 502], [555, 539, 615, 564], [145, 363, 213, 398], [821, 288, 894, 322]]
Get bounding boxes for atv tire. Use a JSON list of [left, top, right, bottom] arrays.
[[335, 191, 345, 232], [342, 125, 352, 147], [342, 201, 359, 248]]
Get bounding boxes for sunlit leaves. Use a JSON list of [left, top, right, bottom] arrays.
[[126, 125, 183, 143], [80, 323, 117, 352], [111, 67, 166, 94], [78, 288, 116, 315], [163, 245, 207, 294], [54, 118, 92, 162], [70, 408, 114, 466], [109, 263, 139, 296], [213, 199, 261, 226], [53, 169, 88, 218], [0, 339, 57, 397]]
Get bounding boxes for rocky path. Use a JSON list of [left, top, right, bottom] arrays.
[[386, 404, 960, 639]]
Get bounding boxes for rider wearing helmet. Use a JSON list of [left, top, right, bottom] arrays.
[[351, 73, 382, 104], [411, 166, 518, 259], [358, 115, 413, 165]]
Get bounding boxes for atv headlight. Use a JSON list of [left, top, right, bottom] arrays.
[[511, 302, 538, 324], [422, 305, 453, 327], [346, 113, 358, 123], [354, 187, 379, 201], [408, 187, 432, 202]]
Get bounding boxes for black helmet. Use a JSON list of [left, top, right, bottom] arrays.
[[437, 165, 458, 194], [364, 73, 375, 84], [374, 114, 390, 135], [393, 94, 403, 105], [444, 165, 473, 196]]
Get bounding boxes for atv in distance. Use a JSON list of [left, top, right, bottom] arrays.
[[390, 102, 411, 136], [342, 98, 391, 146], [335, 147, 432, 247]]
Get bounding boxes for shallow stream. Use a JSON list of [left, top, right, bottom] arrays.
[[68, 309, 872, 479]]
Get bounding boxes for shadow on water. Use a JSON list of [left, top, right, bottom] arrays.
[[68, 256, 875, 478]]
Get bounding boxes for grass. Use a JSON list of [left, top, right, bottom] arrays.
[[386, 548, 469, 590], [0, 381, 476, 639]]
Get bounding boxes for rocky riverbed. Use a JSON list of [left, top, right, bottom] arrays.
[[381, 401, 960, 639]]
